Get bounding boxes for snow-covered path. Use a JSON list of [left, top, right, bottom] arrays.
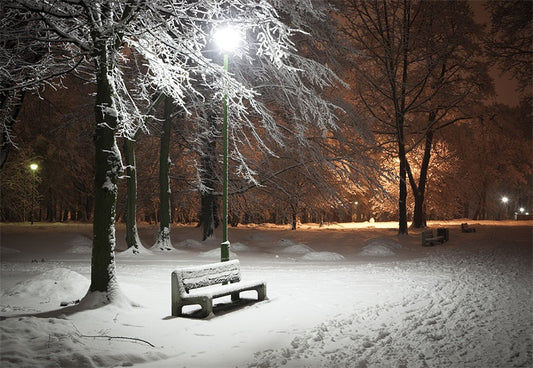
[[0, 221, 531, 368], [250, 242, 532, 367]]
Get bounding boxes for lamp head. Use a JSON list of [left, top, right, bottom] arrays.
[[501, 196, 509, 203], [214, 26, 241, 53], [30, 163, 38, 171]]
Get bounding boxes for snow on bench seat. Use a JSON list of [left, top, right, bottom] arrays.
[[171, 259, 267, 318]]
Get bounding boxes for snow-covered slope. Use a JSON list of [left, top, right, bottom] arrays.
[[0, 221, 531, 368]]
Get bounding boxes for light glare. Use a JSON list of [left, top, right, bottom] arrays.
[[30, 163, 38, 171], [214, 26, 241, 52]]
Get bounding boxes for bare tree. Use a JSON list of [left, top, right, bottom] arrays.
[[340, 0, 492, 232], [2, 0, 348, 306], [485, 0, 533, 91]]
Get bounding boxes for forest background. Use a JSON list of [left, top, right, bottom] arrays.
[[1, 0, 531, 235]]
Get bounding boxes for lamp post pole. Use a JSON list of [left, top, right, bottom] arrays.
[[221, 53, 230, 262], [30, 163, 38, 225], [214, 25, 240, 262]]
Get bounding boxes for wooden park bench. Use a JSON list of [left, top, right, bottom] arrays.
[[171, 259, 267, 318], [461, 223, 476, 233], [422, 228, 449, 246]]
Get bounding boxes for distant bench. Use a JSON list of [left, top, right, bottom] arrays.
[[422, 228, 449, 246], [171, 259, 267, 318], [461, 223, 476, 233]]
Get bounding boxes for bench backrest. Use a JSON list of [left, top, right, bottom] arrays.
[[173, 259, 241, 294]]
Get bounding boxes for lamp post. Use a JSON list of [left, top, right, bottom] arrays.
[[501, 196, 509, 220], [214, 26, 241, 262], [29, 163, 38, 224]]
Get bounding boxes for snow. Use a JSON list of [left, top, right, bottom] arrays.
[[230, 242, 251, 252], [279, 243, 315, 254], [358, 239, 400, 257], [117, 244, 153, 257], [0, 220, 531, 368], [65, 235, 92, 254], [198, 248, 238, 259], [301, 251, 345, 261]]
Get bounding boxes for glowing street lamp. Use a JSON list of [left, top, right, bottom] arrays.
[[214, 25, 242, 262], [501, 196, 509, 220], [29, 163, 38, 224]]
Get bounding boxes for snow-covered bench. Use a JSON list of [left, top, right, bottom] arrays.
[[422, 228, 449, 246], [171, 260, 267, 318], [461, 223, 476, 233]]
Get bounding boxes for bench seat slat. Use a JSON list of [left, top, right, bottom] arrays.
[[185, 279, 266, 299], [174, 259, 241, 292]]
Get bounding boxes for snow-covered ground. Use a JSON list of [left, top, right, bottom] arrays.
[[0, 220, 531, 368]]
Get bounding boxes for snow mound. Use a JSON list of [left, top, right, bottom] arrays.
[[3, 268, 89, 301], [366, 238, 403, 249], [175, 239, 210, 250], [275, 238, 295, 247], [0, 246, 20, 254], [359, 243, 396, 257], [65, 234, 92, 254], [198, 248, 238, 259], [280, 243, 314, 254], [117, 245, 153, 257], [230, 242, 251, 251], [301, 251, 345, 261], [0, 317, 168, 368], [248, 233, 268, 241]]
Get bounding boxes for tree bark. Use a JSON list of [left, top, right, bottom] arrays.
[[395, 1, 411, 235], [198, 119, 219, 240], [398, 142, 409, 234], [408, 129, 434, 228], [291, 204, 297, 230], [153, 95, 172, 250], [90, 49, 121, 293], [124, 137, 143, 252]]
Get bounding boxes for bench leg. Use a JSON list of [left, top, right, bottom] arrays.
[[257, 284, 267, 301], [172, 304, 184, 317], [231, 292, 240, 301], [199, 297, 213, 318]]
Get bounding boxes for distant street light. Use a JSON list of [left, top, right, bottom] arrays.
[[501, 196, 509, 220], [214, 25, 242, 262], [29, 163, 38, 224]]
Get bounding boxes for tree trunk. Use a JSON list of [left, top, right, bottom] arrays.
[[409, 129, 434, 228], [397, 113, 409, 234], [90, 51, 121, 294], [398, 148, 409, 234], [392, 2, 411, 235], [199, 192, 218, 240], [153, 95, 173, 251], [198, 119, 219, 240], [291, 204, 297, 230], [124, 137, 143, 252]]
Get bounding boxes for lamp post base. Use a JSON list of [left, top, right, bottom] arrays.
[[221, 241, 230, 262]]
